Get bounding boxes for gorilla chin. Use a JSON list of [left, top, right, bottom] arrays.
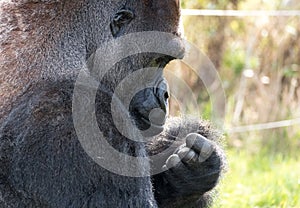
[[132, 107, 167, 137]]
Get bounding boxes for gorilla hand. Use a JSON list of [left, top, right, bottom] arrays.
[[164, 133, 221, 192], [153, 133, 224, 208]]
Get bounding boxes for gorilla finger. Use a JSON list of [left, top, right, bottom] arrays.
[[199, 139, 214, 160], [186, 133, 214, 157], [177, 147, 197, 162], [165, 154, 181, 169], [186, 133, 205, 150]]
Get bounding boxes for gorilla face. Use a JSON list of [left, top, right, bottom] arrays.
[[94, 0, 184, 137]]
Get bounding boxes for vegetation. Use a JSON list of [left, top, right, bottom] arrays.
[[166, 0, 300, 207], [213, 148, 300, 208]]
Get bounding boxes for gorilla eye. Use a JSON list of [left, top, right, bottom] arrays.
[[110, 9, 135, 37]]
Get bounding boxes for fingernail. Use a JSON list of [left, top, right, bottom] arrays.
[[166, 154, 181, 169]]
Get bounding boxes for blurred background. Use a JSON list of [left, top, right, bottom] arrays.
[[166, 0, 300, 207]]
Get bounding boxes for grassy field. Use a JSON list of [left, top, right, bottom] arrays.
[[213, 144, 300, 208]]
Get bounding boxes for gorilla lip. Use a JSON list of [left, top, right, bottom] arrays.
[[141, 116, 165, 129], [140, 116, 164, 137]]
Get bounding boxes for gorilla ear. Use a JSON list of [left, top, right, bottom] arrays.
[[110, 9, 135, 37]]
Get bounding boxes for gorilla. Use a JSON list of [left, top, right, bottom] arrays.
[[0, 0, 225, 208]]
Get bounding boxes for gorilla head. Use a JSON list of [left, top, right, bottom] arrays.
[[0, 1, 225, 208], [87, 0, 185, 138]]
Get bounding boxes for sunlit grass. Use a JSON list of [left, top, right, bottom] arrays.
[[213, 148, 300, 208]]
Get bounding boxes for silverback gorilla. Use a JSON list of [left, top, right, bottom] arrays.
[[0, 1, 225, 208]]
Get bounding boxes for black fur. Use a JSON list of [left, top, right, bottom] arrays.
[[0, 1, 225, 207]]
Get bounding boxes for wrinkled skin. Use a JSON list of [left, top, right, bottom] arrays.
[[0, 0, 225, 207]]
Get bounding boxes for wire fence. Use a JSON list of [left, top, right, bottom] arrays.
[[182, 9, 300, 133], [182, 9, 300, 17], [227, 118, 300, 133]]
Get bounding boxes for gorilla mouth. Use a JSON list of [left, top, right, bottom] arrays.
[[141, 117, 164, 129], [141, 111, 166, 128], [130, 105, 167, 137], [132, 109, 166, 129]]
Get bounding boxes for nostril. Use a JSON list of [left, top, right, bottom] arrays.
[[164, 91, 169, 100], [155, 79, 169, 113], [156, 88, 168, 113]]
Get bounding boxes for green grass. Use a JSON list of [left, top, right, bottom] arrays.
[[213, 148, 300, 208]]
